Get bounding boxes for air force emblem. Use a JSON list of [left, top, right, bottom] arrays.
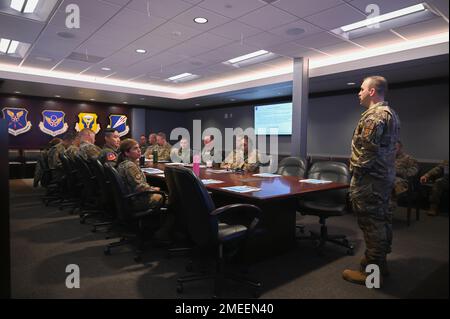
[[39, 110, 68, 137], [2, 107, 32, 136], [108, 114, 129, 137], [75, 112, 100, 134]]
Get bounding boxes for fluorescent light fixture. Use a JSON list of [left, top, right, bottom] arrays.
[[347, 82, 356, 86], [341, 4, 426, 32], [167, 73, 194, 81], [54, 95, 61, 98], [10, 0, 39, 13], [101, 67, 111, 71], [135, 49, 147, 54], [123, 101, 128, 104], [227, 50, 270, 64], [194, 17, 208, 24], [14, 91, 21, 94], [0, 38, 19, 54]]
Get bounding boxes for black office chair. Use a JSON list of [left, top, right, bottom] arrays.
[[103, 165, 166, 261], [8, 149, 23, 179], [23, 149, 41, 178], [397, 174, 422, 226], [276, 157, 307, 178], [297, 161, 354, 255], [172, 166, 262, 298]]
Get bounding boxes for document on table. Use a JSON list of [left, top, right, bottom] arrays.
[[252, 173, 281, 178], [208, 169, 233, 174], [141, 168, 164, 174], [201, 179, 224, 185], [299, 179, 332, 184], [220, 186, 261, 193], [164, 162, 185, 166]]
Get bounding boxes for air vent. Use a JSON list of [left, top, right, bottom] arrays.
[[66, 52, 104, 63], [259, 0, 280, 4]]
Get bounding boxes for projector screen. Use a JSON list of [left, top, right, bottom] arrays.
[[254, 102, 292, 135]]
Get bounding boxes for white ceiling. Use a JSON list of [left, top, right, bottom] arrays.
[[0, 0, 449, 103]]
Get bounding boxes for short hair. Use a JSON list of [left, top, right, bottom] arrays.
[[104, 128, 117, 137], [62, 131, 76, 141], [364, 76, 388, 96], [157, 132, 166, 140], [48, 138, 62, 148], [79, 128, 94, 137]]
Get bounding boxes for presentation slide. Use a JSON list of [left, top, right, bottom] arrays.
[[254, 102, 292, 135]]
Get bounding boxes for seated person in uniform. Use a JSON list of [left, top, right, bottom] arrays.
[[34, 137, 62, 187], [117, 139, 164, 211], [78, 128, 101, 161], [139, 134, 148, 154], [220, 136, 260, 173], [170, 138, 192, 163], [47, 132, 76, 182], [201, 135, 215, 164], [393, 141, 419, 197], [420, 160, 449, 216], [150, 132, 172, 161], [144, 133, 158, 159], [65, 133, 80, 161], [98, 128, 121, 166]]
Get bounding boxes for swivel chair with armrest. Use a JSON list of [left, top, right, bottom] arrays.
[[103, 165, 166, 262], [276, 157, 307, 178], [172, 166, 262, 298], [297, 161, 354, 255]]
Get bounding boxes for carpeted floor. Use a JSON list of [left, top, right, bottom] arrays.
[[10, 179, 449, 299]]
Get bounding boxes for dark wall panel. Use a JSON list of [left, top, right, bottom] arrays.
[[0, 95, 132, 149]]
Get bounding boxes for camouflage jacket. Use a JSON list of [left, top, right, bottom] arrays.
[[221, 149, 260, 172], [153, 143, 172, 161], [170, 147, 192, 163], [424, 160, 449, 181], [117, 159, 161, 210], [78, 141, 101, 161], [65, 145, 79, 161], [98, 145, 118, 166], [350, 101, 400, 180], [47, 142, 66, 169], [395, 152, 419, 179], [144, 144, 157, 159]]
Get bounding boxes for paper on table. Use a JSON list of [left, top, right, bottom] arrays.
[[165, 162, 185, 166], [201, 179, 224, 185], [208, 169, 233, 174], [299, 179, 332, 184], [220, 186, 261, 193], [253, 173, 281, 178], [141, 168, 164, 174]]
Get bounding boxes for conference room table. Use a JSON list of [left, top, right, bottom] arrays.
[[144, 162, 349, 259]]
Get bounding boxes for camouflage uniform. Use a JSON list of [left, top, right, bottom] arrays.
[[201, 147, 215, 164], [33, 149, 48, 187], [350, 101, 400, 264], [151, 143, 172, 161], [221, 149, 260, 172], [423, 160, 449, 210], [47, 142, 67, 181], [140, 143, 148, 154], [394, 152, 419, 195], [65, 145, 79, 161], [117, 159, 163, 211], [98, 145, 118, 166], [78, 141, 101, 161], [144, 144, 156, 159], [170, 147, 191, 163]]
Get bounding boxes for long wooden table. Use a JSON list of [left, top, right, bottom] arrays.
[[144, 163, 348, 259]]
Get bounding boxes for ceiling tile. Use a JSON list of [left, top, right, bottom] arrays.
[[183, 32, 235, 50], [237, 5, 298, 31], [0, 13, 45, 43], [127, 0, 193, 19], [268, 19, 324, 41], [244, 32, 289, 49], [351, 30, 405, 48], [172, 6, 231, 31], [0, 55, 22, 66], [429, 0, 449, 19], [53, 59, 93, 73], [102, 0, 130, 6], [272, 0, 344, 18], [209, 20, 261, 41], [295, 32, 346, 49], [21, 54, 59, 69], [317, 41, 364, 56], [151, 21, 203, 42], [198, 0, 266, 19], [393, 16, 449, 40], [304, 3, 366, 30], [57, 0, 122, 25], [264, 42, 314, 57]]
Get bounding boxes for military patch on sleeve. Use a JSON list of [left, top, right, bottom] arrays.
[[363, 119, 376, 138], [106, 152, 117, 161]]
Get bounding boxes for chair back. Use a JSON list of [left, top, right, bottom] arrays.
[[103, 165, 131, 221], [8, 149, 21, 162], [89, 160, 114, 214], [171, 166, 217, 247], [39, 154, 52, 187], [164, 166, 189, 234], [73, 155, 97, 196], [306, 161, 350, 204], [277, 157, 307, 177]]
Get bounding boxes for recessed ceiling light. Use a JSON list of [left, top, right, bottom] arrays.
[[226, 50, 270, 64], [54, 95, 61, 98], [14, 91, 21, 94], [101, 67, 111, 71], [140, 97, 146, 100], [195, 103, 201, 106], [90, 98, 95, 101], [0, 38, 19, 54], [341, 4, 427, 32], [347, 82, 356, 86], [135, 49, 147, 54], [230, 98, 236, 102], [123, 101, 128, 104], [194, 17, 208, 24], [10, 0, 39, 13]]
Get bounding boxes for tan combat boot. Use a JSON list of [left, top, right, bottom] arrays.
[[342, 268, 384, 286]]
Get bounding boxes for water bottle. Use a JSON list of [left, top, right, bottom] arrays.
[[152, 150, 158, 164], [193, 154, 201, 176], [139, 155, 145, 167]]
